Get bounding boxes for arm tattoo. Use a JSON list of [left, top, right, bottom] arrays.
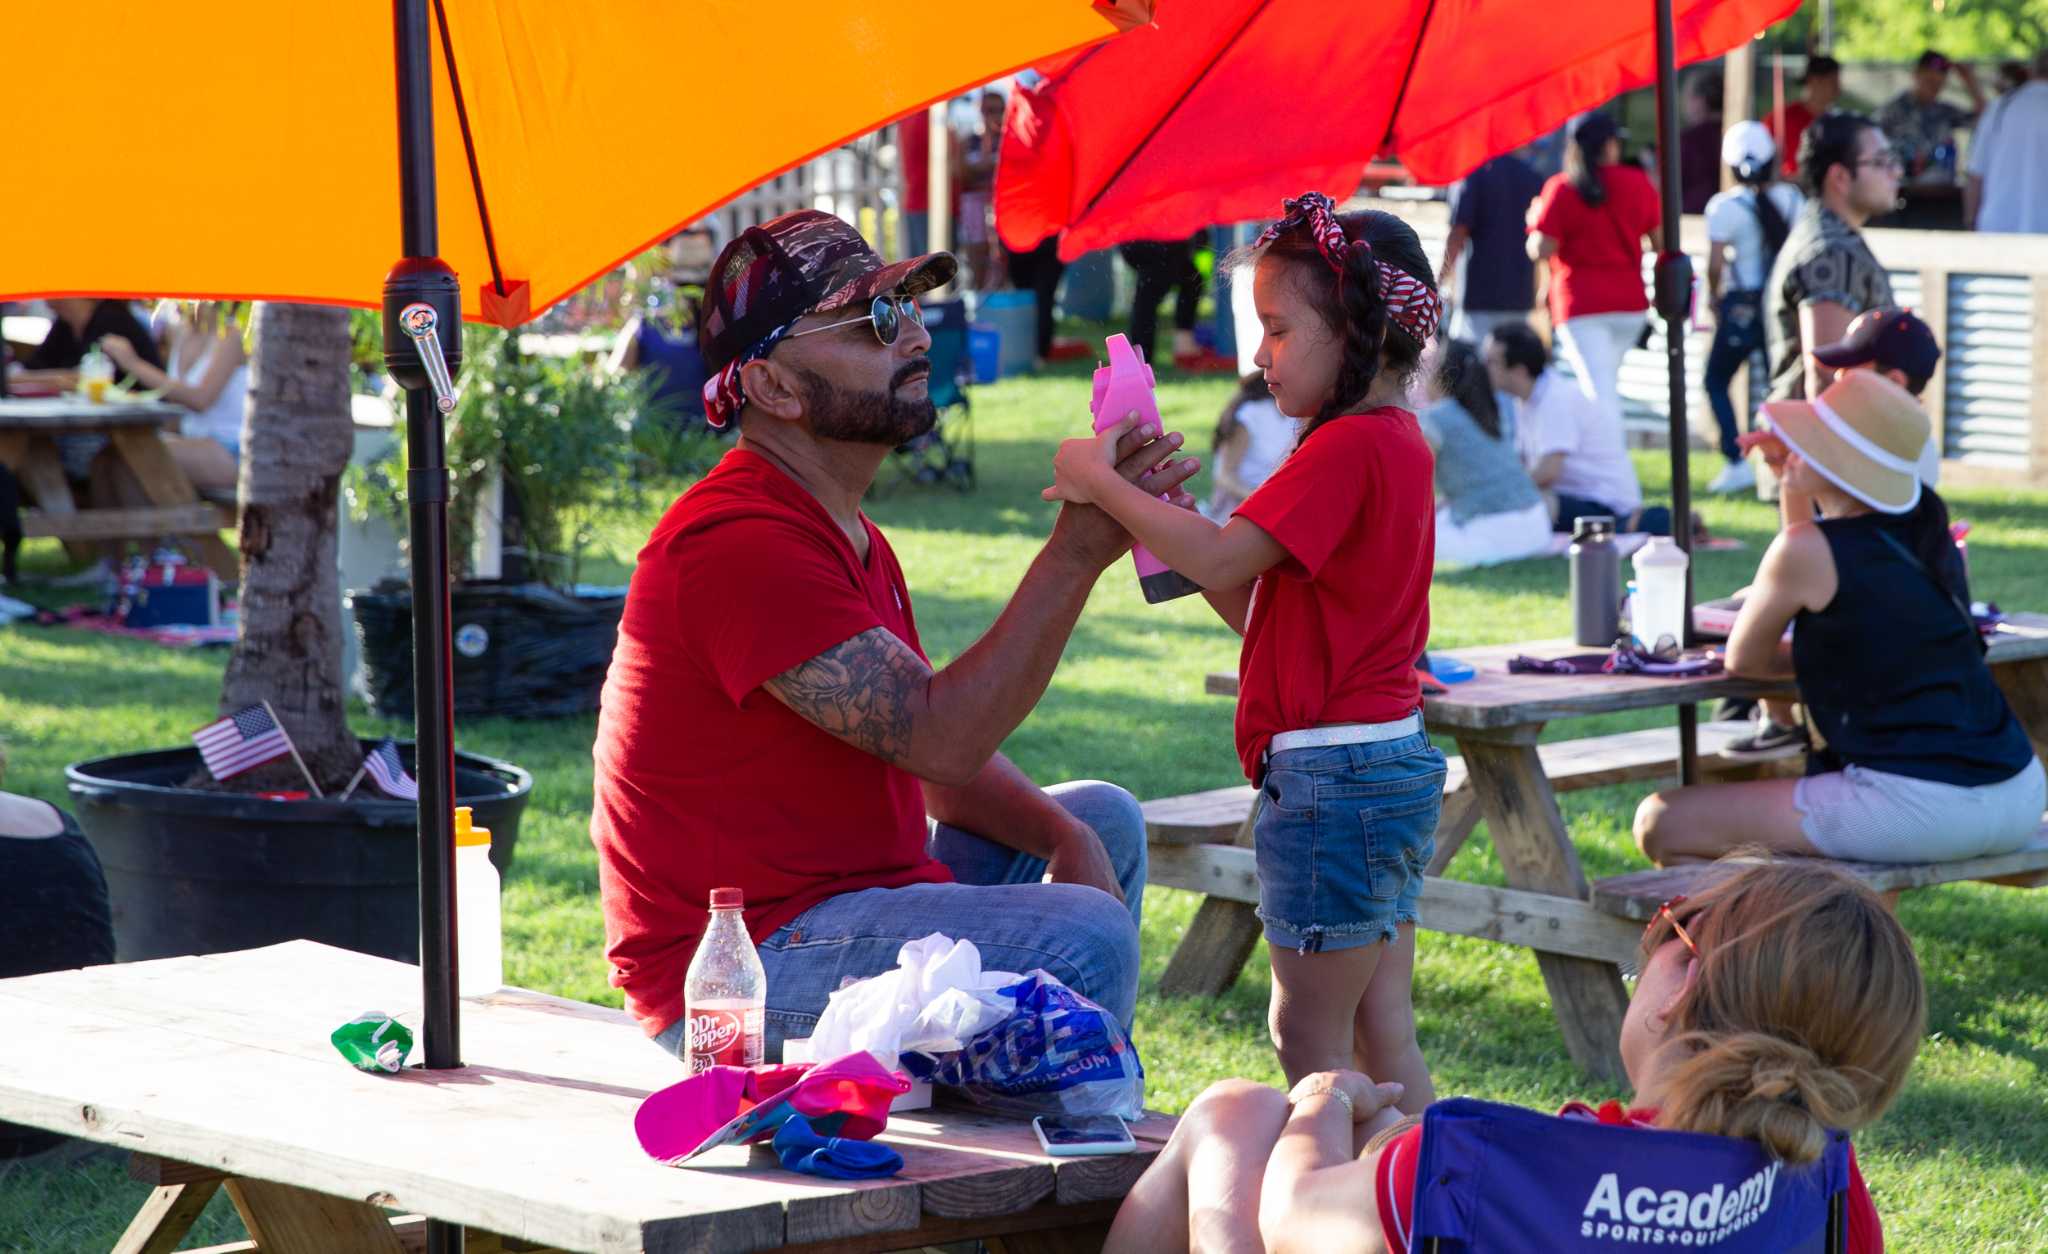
[[763, 627, 930, 765]]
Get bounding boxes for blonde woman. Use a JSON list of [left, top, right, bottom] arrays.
[[1106, 860, 1919, 1252], [96, 300, 247, 494]]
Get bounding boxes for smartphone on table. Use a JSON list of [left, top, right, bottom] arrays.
[[1032, 1114, 1136, 1157]]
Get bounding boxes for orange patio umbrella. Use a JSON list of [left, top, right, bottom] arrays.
[[4, 1, 1145, 326]]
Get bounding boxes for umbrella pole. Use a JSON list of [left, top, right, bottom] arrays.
[[384, 1, 466, 1248], [1651, 0, 1699, 785], [385, 2, 464, 1245]]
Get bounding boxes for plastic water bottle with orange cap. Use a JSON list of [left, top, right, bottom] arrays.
[[455, 806, 503, 997]]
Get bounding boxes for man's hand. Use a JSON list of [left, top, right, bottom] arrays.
[[1044, 817, 1124, 902], [1047, 415, 1201, 571]]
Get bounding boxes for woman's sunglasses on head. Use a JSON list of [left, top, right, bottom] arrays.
[[1622, 894, 1702, 982]]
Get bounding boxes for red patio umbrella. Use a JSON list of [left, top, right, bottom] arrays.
[[996, 0, 1798, 260]]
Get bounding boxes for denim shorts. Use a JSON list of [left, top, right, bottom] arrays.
[[1254, 732, 1447, 953]]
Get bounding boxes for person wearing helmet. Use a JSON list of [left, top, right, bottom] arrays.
[[1701, 122, 1804, 494]]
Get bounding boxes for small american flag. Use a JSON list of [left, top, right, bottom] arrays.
[[192, 704, 293, 781], [363, 738, 418, 800]]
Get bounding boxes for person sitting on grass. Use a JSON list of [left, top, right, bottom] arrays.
[[1635, 370, 2043, 868], [1103, 859, 1919, 1253], [1482, 321, 1673, 536], [1416, 338, 1550, 567], [1201, 373, 1295, 520]]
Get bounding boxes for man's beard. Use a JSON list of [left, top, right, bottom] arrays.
[[795, 363, 937, 446]]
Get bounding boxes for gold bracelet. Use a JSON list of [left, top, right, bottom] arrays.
[[1289, 1079, 1355, 1121]]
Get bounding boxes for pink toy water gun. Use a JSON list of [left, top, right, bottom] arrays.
[[1091, 334, 1201, 603]]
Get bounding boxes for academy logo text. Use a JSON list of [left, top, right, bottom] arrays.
[[1580, 1161, 1781, 1245]]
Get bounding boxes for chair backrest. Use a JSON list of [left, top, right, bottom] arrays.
[[918, 298, 970, 411], [1410, 1098, 1851, 1254]]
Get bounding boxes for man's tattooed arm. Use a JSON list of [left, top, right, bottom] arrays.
[[763, 627, 942, 773]]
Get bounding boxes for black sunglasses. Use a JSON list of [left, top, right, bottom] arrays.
[[785, 295, 924, 347]]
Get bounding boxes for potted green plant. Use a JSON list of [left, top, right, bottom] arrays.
[[345, 323, 708, 719], [65, 304, 534, 964]]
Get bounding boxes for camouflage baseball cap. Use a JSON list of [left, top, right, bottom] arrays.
[[698, 210, 956, 375]]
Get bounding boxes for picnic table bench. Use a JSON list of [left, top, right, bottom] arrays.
[[1156, 616, 2048, 1080], [0, 941, 1173, 1254], [0, 397, 237, 577]]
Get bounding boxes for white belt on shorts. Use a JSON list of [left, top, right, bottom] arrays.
[[1269, 712, 1424, 755]]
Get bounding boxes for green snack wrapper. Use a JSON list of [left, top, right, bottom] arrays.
[[331, 1011, 414, 1073]]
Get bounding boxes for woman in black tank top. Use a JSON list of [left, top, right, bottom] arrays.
[[1634, 372, 2044, 867]]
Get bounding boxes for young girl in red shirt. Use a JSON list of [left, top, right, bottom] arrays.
[[1047, 192, 1445, 1101]]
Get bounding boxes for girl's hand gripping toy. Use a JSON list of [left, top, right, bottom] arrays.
[[1091, 334, 1202, 603]]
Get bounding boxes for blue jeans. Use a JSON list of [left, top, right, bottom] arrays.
[[1553, 492, 1672, 537], [1703, 290, 1765, 463], [651, 780, 1147, 1060], [1254, 731, 1447, 953]]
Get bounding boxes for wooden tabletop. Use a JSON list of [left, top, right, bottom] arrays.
[[1204, 614, 2048, 732], [0, 941, 1171, 1254], [0, 396, 187, 429]]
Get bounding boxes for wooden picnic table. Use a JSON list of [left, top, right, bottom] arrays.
[[0, 941, 1173, 1254], [0, 396, 237, 577], [1196, 616, 2048, 1080]]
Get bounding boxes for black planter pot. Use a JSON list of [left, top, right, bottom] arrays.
[[65, 741, 532, 965], [349, 581, 625, 720]]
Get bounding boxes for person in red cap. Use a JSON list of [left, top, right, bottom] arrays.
[[589, 210, 1199, 1057]]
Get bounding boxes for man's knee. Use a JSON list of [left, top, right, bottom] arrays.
[[1052, 779, 1147, 879], [1033, 882, 1141, 1027]]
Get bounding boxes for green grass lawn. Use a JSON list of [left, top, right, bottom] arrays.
[[4, 359, 2048, 1251]]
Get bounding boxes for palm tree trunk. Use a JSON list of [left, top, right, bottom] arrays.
[[216, 303, 359, 791]]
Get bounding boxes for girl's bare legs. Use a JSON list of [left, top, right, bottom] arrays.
[[1349, 925, 1433, 1114], [1268, 942, 1381, 1086], [1105, 1079, 1292, 1254]]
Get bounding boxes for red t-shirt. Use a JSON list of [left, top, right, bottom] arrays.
[[901, 112, 931, 213], [1231, 407, 1434, 781], [590, 448, 949, 1036], [1768, 103, 1817, 179], [1374, 1101, 1883, 1252], [1530, 165, 1660, 323]]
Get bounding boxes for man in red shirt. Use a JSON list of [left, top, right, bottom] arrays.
[[591, 210, 1199, 1055], [1766, 56, 1842, 179]]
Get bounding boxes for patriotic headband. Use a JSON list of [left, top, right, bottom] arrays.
[[1254, 191, 1443, 347], [701, 320, 800, 429]]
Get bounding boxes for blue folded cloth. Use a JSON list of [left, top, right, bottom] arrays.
[[771, 1113, 904, 1180]]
